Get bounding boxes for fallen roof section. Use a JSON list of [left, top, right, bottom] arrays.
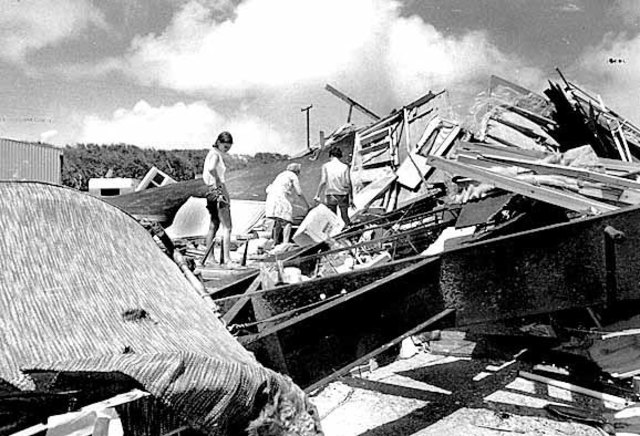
[[0, 181, 319, 435]]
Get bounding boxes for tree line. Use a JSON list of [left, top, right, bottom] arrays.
[[62, 143, 288, 190]]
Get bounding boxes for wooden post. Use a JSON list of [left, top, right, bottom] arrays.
[[301, 105, 313, 150], [201, 239, 215, 266], [633, 376, 640, 395], [604, 225, 626, 307], [241, 238, 250, 266]]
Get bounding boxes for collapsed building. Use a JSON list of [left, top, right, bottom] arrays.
[[194, 72, 640, 393], [8, 70, 640, 434]]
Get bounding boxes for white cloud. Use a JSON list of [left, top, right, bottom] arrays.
[[557, 2, 582, 13], [116, 0, 542, 102], [77, 100, 295, 154], [0, 0, 106, 63], [577, 33, 640, 124], [121, 0, 393, 94], [72, 0, 547, 151], [384, 19, 544, 101], [40, 129, 58, 142], [613, 0, 640, 25]]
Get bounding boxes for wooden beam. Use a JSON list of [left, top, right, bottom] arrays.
[[408, 107, 435, 124], [493, 116, 555, 147], [500, 104, 557, 128], [240, 256, 438, 345], [406, 89, 445, 111], [325, 84, 380, 121], [359, 90, 445, 137], [519, 371, 628, 406], [479, 154, 640, 190], [427, 156, 617, 214], [352, 172, 397, 211], [285, 217, 450, 268], [305, 308, 455, 393], [457, 142, 548, 161], [360, 127, 392, 147], [222, 274, 262, 324], [598, 157, 640, 173], [617, 124, 633, 162]]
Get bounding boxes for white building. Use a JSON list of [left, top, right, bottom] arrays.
[[88, 178, 139, 197]]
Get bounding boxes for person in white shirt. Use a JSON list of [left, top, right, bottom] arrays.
[[265, 163, 309, 243], [314, 146, 353, 225], [202, 131, 233, 265]]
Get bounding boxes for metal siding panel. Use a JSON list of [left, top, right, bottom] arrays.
[[0, 139, 62, 183]]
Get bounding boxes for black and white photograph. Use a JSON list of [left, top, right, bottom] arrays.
[[3, 0, 640, 435]]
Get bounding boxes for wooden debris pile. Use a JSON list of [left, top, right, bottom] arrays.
[[346, 73, 640, 247], [345, 72, 640, 231], [200, 73, 640, 393]]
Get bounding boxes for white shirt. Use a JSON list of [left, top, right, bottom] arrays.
[[267, 170, 302, 198], [202, 148, 226, 186], [322, 157, 350, 195]]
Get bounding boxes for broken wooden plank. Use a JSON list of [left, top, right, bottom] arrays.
[[427, 156, 617, 214], [222, 274, 262, 325], [360, 127, 392, 147], [362, 149, 393, 168], [325, 84, 380, 121], [598, 157, 640, 175], [479, 154, 640, 190], [519, 371, 629, 406], [500, 103, 557, 128], [353, 171, 397, 211], [430, 125, 461, 157], [359, 90, 444, 137], [396, 154, 425, 190], [429, 338, 477, 357], [458, 141, 548, 160], [486, 121, 550, 152], [493, 116, 555, 147], [397, 119, 459, 189]]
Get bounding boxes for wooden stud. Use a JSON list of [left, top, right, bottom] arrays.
[[222, 275, 262, 325], [519, 371, 628, 406], [480, 154, 640, 190], [427, 156, 617, 214]]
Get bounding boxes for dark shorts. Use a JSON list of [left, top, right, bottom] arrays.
[[325, 194, 349, 208], [324, 194, 350, 225], [206, 186, 232, 227]]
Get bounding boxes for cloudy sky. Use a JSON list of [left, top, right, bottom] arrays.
[[0, 0, 639, 155]]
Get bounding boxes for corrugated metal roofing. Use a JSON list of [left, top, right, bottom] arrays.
[[0, 181, 311, 435], [0, 137, 62, 184]]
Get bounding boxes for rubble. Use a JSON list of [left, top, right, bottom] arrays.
[[193, 72, 640, 420], [10, 69, 640, 435]]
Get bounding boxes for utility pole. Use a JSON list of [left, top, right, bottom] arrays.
[[301, 105, 313, 150]]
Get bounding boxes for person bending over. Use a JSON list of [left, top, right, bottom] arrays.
[[266, 163, 309, 244]]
